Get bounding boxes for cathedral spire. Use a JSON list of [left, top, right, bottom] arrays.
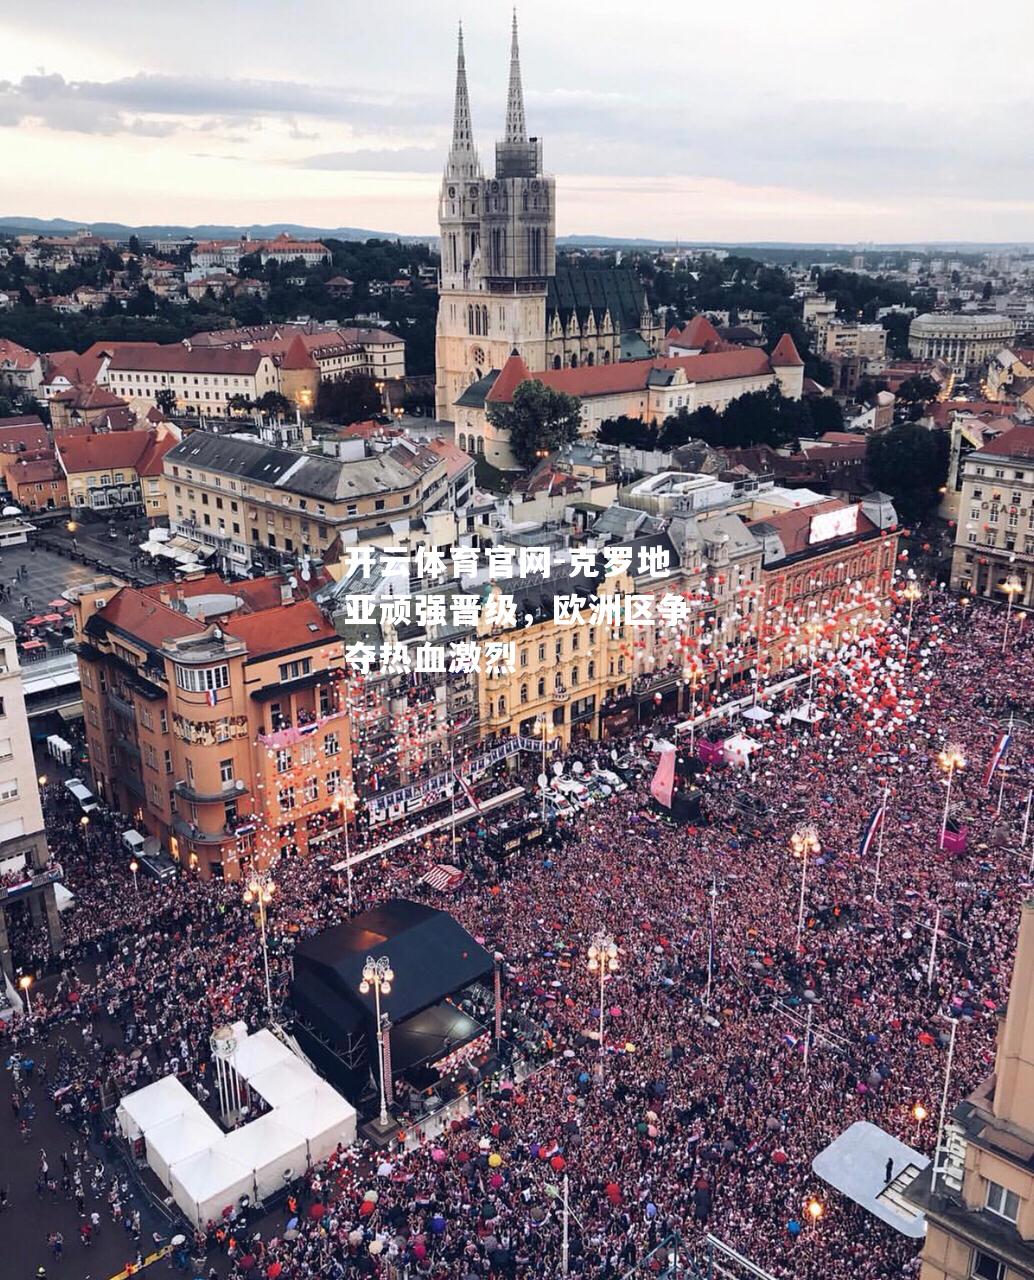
[[450, 22, 475, 159], [504, 8, 527, 144]]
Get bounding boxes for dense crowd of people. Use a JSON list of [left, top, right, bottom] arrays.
[[3, 583, 1033, 1279]]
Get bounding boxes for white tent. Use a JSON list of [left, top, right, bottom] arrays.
[[231, 1028, 294, 1081], [276, 1082, 357, 1164], [248, 1057, 318, 1109], [170, 1147, 254, 1229], [145, 1109, 222, 1187], [116, 1075, 193, 1142], [221, 1114, 308, 1201], [723, 734, 762, 768], [741, 705, 773, 723]]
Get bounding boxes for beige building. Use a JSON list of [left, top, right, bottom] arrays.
[[434, 18, 659, 424], [162, 431, 452, 574], [909, 314, 1016, 379], [825, 321, 888, 362], [909, 898, 1034, 1280], [0, 615, 62, 978], [950, 426, 1034, 606], [107, 345, 281, 417]]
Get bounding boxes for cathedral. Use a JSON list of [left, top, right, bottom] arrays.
[[434, 15, 662, 428]]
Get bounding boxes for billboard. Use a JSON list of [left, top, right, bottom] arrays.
[[809, 504, 858, 545]]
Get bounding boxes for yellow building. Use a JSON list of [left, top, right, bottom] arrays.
[[476, 569, 634, 748]]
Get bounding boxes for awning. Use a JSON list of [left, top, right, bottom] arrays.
[[140, 534, 214, 565], [813, 1121, 929, 1239], [419, 863, 465, 892], [742, 705, 773, 723]]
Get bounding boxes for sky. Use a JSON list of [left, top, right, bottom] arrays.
[[2, 0, 1033, 244]]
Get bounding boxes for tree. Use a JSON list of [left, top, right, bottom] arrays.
[[255, 391, 292, 419], [866, 423, 948, 524], [895, 375, 939, 406], [228, 393, 252, 417], [316, 374, 383, 424], [657, 405, 721, 450], [127, 235, 142, 256], [486, 380, 582, 468], [598, 415, 657, 450], [807, 395, 845, 434], [155, 388, 177, 415]]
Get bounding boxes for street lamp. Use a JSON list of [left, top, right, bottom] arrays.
[[790, 825, 820, 950], [902, 580, 922, 660], [17, 974, 33, 1018], [1002, 575, 1023, 652], [129, 859, 139, 894], [359, 955, 394, 1127], [937, 744, 965, 849], [79, 815, 89, 828], [912, 1101, 928, 1140], [243, 869, 276, 1023], [534, 715, 549, 823], [587, 932, 618, 1079], [683, 661, 703, 754], [806, 1198, 824, 1229], [332, 784, 358, 910], [37, 774, 47, 787]]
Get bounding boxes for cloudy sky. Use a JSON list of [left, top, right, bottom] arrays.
[[3, 0, 1032, 242]]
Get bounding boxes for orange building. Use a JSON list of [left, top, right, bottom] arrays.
[[69, 573, 353, 880]]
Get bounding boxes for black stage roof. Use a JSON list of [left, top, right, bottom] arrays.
[[292, 899, 493, 1032]]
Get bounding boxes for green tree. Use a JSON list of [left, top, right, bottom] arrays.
[[316, 374, 383, 424], [896, 375, 939, 405], [866, 423, 948, 523], [487, 380, 582, 468], [255, 391, 292, 419], [228, 393, 252, 417], [806, 395, 845, 434], [598, 415, 657, 450], [657, 405, 721, 450]]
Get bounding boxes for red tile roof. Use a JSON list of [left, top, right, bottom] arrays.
[[107, 345, 269, 375], [751, 499, 878, 556], [0, 417, 48, 452], [668, 314, 723, 352], [973, 425, 1034, 460], [9, 457, 64, 486], [425, 436, 475, 480], [56, 429, 164, 475], [770, 334, 804, 367], [0, 338, 39, 370], [51, 384, 126, 410], [97, 588, 205, 649], [486, 351, 533, 403], [226, 599, 338, 661]]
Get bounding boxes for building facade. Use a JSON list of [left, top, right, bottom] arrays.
[[56, 429, 175, 516], [909, 314, 1016, 379], [434, 18, 659, 423], [950, 426, 1034, 607], [107, 346, 281, 417], [69, 575, 353, 880], [908, 898, 1034, 1280]]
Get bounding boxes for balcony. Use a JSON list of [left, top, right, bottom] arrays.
[[172, 815, 236, 846], [257, 707, 346, 750], [552, 685, 570, 703], [109, 690, 135, 720], [173, 778, 248, 804]]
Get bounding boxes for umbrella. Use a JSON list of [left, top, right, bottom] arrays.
[[282, 1230, 299, 1241], [266, 1263, 282, 1278], [377, 1160, 393, 1177], [170, 1235, 186, 1247], [308, 1202, 326, 1219]]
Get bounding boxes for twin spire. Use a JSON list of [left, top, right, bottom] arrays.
[[449, 10, 527, 164]]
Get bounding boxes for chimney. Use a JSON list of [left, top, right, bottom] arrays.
[[280, 582, 294, 605], [158, 587, 171, 606]]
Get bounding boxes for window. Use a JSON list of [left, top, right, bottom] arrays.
[[279, 658, 312, 681], [971, 1251, 1005, 1280], [278, 786, 295, 812], [175, 664, 229, 693], [520, 683, 529, 705], [160, 710, 168, 734], [303, 776, 318, 803], [324, 731, 340, 756], [326, 769, 341, 797], [985, 1181, 1020, 1223], [219, 758, 234, 785], [276, 748, 292, 774], [163, 749, 173, 774], [0, 738, 11, 760], [0, 779, 18, 804], [537, 677, 546, 697]]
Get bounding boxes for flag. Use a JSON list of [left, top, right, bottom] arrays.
[[781, 1033, 799, 1049], [206, 689, 217, 707], [857, 804, 885, 859], [650, 747, 676, 809], [453, 769, 482, 813], [984, 732, 1012, 790]]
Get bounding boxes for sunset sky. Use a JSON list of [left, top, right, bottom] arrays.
[[3, 0, 1032, 243]]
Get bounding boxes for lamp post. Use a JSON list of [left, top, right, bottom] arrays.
[[17, 973, 33, 1018], [1002, 575, 1023, 652], [243, 869, 276, 1023], [684, 662, 703, 754], [806, 1198, 824, 1232], [129, 859, 139, 895], [937, 745, 965, 850], [360, 955, 394, 1128], [804, 620, 822, 709], [912, 1102, 928, 1142], [902, 580, 922, 661], [790, 825, 820, 951], [587, 932, 618, 1080], [332, 785, 357, 910], [535, 715, 548, 823]]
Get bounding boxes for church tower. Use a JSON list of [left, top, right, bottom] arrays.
[[435, 13, 556, 425]]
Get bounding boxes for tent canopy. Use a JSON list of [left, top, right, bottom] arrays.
[[248, 1057, 318, 1109], [116, 1075, 194, 1142], [170, 1147, 254, 1229], [230, 1027, 295, 1081], [146, 1110, 222, 1187], [221, 1114, 308, 1199]]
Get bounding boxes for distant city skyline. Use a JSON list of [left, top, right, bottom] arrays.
[[2, 0, 1032, 243]]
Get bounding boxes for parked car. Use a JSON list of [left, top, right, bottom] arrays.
[[594, 767, 628, 794], [63, 777, 99, 814]]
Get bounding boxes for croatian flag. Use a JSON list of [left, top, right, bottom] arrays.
[[857, 804, 885, 859], [453, 769, 483, 814], [984, 732, 1011, 790], [206, 689, 217, 707]]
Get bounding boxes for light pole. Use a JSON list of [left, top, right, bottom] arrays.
[[902, 580, 922, 661], [790, 825, 820, 951], [129, 859, 139, 895], [806, 1198, 824, 1232], [937, 744, 965, 849], [587, 932, 618, 1080], [18, 974, 33, 1019], [804, 620, 822, 709], [684, 662, 703, 754], [912, 1102, 928, 1142], [1002, 575, 1023, 652], [535, 714, 548, 823], [243, 869, 276, 1023], [332, 785, 357, 910], [360, 955, 394, 1128]]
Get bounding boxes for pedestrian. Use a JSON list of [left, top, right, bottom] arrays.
[[885, 1157, 895, 1184]]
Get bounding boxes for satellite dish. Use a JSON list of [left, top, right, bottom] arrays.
[[288, 575, 298, 590], [572, 761, 584, 774], [537, 772, 548, 790], [552, 761, 564, 777], [213, 626, 223, 640]]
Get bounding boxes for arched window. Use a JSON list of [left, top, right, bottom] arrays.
[[477, 437, 485, 456], [497, 695, 506, 714], [482, 305, 489, 335], [586, 352, 595, 367], [467, 304, 474, 336], [570, 353, 578, 368], [602, 350, 611, 364], [553, 355, 562, 370], [537, 677, 546, 697], [520, 683, 529, 705], [458, 433, 467, 451]]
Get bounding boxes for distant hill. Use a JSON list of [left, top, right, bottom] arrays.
[[0, 216, 434, 245]]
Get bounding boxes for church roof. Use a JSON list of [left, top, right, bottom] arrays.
[[547, 264, 647, 331], [455, 369, 501, 409], [486, 351, 532, 403], [669, 314, 723, 352]]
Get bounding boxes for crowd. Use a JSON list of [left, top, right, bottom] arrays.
[[2, 584, 1033, 1279]]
